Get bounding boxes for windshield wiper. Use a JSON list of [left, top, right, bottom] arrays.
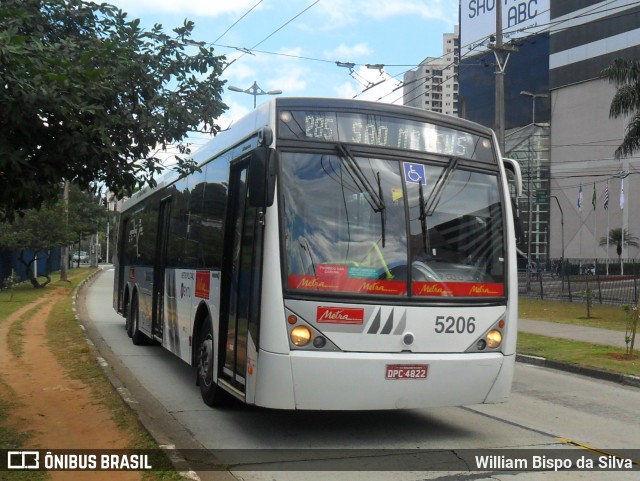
[[424, 157, 458, 216], [335, 144, 387, 247], [418, 181, 430, 255], [417, 158, 458, 257]]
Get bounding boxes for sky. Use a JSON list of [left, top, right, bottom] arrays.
[[105, 0, 459, 152]]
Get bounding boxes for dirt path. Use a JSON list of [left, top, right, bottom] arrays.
[[0, 287, 140, 481]]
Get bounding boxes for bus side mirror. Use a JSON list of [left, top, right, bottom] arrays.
[[248, 147, 276, 207], [502, 157, 523, 198], [502, 157, 525, 247]]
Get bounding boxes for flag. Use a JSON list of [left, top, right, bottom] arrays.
[[577, 184, 583, 211], [592, 183, 596, 210], [620, 179, 625, 210], [604, 181, 609, 210]]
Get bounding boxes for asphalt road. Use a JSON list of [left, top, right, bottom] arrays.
[[79, 267, 640, 481]]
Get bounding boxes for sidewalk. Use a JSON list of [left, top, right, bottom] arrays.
[[518, 318, 627, 348], [517, 318, 640, 388]]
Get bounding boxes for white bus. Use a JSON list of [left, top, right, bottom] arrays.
[[113, 98, 522, 410]]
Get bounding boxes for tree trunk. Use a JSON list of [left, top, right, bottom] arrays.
[[18, 250, 50, 288]]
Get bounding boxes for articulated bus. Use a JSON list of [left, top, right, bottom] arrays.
[[113, 98, 523, 410]]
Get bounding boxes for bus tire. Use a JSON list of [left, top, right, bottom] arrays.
[[124, 298, 132, 338], [128, 293, 149, 346], [196, 318, 230, 407]]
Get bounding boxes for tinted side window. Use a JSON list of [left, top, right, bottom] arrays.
[[137, 200, 158, 266], [166, 179, 191, 268], [200, 162, 229, 269]]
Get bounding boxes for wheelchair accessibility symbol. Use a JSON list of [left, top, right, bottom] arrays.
[[403, 163, 426, 185]]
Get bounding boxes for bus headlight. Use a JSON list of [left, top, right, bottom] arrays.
[[290, 326, 312, 346], [465, 321, 505, 353], [486, 329, 503, 349]]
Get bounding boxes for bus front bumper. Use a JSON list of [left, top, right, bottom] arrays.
[[255, 349, 514, 410]]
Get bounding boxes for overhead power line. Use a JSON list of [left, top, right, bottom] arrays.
[[222, 0, 321, 71], [207, 0, 638, 105], [212, 0, 264, 45]]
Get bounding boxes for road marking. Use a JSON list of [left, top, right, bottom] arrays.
[[461, 406, 555, 438], [463, 407, 639, 467], [557, 437, 639, 466]]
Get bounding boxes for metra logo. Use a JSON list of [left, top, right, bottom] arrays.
[[416, 283, 448, 295], [317, 307, 365, 324], [297, 278, 338, 290], [361, 281, 397, 293], [469, 284, 501, 295]]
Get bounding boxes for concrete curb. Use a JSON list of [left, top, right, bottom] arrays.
[[517, 353, 640, 389], [74, 267, 223, 481]]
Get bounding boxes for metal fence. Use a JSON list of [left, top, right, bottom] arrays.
[[0, 248, 62, 284], [519, 258, 640, 306]]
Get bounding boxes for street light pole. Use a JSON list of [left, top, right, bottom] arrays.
[[520, 90, 549, 125], [228, 81, 282, 108]]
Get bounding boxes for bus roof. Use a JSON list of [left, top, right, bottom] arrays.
[[275, 97, 495, 137], [121, 97, 496, 211]]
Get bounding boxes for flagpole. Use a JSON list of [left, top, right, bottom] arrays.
[[578, 184, 583, 265], [593, 183, 597, 264], [594, 199, 597, 265], [606, 180, 610, 275], [621, 178, 625, 276]]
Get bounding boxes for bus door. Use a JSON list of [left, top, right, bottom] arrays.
[[152, 197, 171, 341], [220, 160, 264, 392]]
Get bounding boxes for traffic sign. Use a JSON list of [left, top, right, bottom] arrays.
[[536, 190, 548, 204]]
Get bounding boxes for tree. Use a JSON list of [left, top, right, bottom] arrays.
[[0, 205, 69, 288], [0, 0, 227, 221], [67, 185, 108, 250], [0, 185, 106, 287], [599, 228, 640, 261], [603, 58, 640, 159]]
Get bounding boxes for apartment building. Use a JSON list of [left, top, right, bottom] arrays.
[[403, 26, 459, 116]]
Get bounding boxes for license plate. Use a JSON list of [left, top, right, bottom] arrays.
[[385, 364, 429, 380]]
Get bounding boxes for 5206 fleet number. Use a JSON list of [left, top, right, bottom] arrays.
[[435, 315, 476, 334]]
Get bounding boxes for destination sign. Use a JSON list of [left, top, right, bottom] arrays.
[[278, 109, 496, 162]]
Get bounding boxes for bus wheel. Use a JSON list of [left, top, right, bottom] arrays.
[[197, 319, 230, 407], [128, 294, 148, 346]]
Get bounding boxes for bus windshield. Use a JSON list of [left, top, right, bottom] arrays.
[[281, 150, 506, 298]]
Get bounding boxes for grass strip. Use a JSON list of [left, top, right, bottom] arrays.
[[0, 268, 180, 481], [518, 332, 639, 377], [519, 298, 630, 331], [45, 274, 182, 481], [7, 304, 45, 359]]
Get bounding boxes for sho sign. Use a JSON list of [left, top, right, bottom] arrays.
[[460, 0, 550, 55]]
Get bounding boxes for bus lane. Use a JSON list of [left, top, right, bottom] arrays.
[[81, 268, 640, 480]]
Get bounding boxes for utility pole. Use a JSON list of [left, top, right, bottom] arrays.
[[60, 180, 70, 281], [106, 196, 110, 265], [489, 1, 518, 154]]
